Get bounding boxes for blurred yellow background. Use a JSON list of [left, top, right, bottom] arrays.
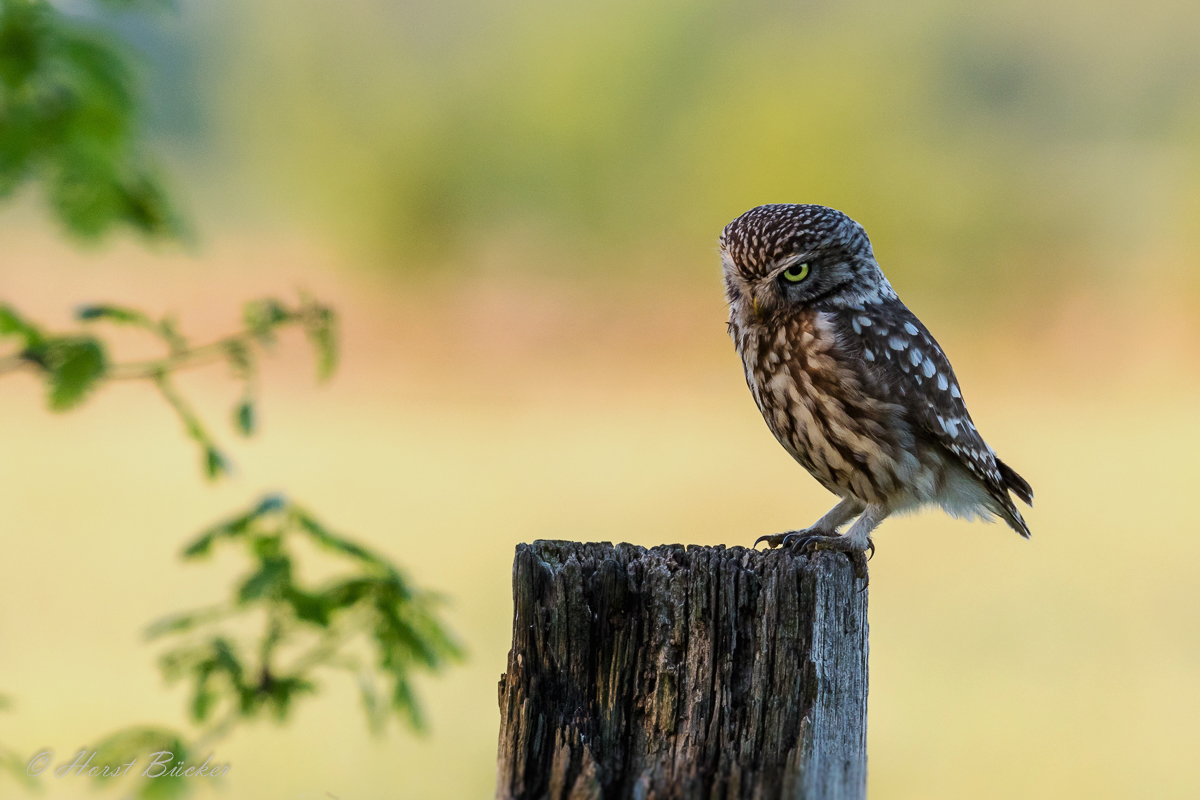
[[2, 0, 1200, 798]]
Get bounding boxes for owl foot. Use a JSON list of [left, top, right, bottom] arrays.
[[753, 525, 849, 551], [782, 531, 873, 584]]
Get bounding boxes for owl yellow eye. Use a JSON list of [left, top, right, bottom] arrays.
[[781, 263, 810, 283]]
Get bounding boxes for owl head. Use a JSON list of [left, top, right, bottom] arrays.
[[720, 204, 895, 321]]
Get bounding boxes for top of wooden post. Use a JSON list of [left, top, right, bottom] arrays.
[[496, 540, 868, 800]]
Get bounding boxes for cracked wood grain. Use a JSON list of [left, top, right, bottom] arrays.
[[496, 541, 867, 800]]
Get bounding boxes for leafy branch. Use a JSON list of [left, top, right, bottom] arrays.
[[67, 494, 460, 799], [149, 494, 462, 737], [0, 295, 337, 479], [2, 5, 459, 800], [0, 0, 182, 240], [76, 494, 461, 800]]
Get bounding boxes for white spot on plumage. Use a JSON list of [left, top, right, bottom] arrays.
[[909, 348, 922, 366], [856, 315, 872, 327], [950, 384, 961, 398], [937, 373, 948, 391], [922, 358, 936, 378], [851, 318, 862, 334], [889, 336, 907, 350], [864, 349, 875, 361], [904, 322, 919, 335]]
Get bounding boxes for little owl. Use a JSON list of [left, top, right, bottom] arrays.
[[721, 204, 1032, 578]]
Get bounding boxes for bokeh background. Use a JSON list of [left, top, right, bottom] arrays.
[[3, 0, 1200, 797]]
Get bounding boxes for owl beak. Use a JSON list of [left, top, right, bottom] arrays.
[[751, 296, 762, 321]]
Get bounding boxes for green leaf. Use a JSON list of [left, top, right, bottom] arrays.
[[323, 577, 375, 609], [75, 303, 151, 326], [284, 587, 331, 627], [158, 636, 250, 725], [182, 496, 284, 558], [391, 677, 425, 732], [233, 398, 255, 436], [263, 675, 316, 721], [242, 299, 290, 341], [89, 726, 186, 779], [43, 336, 108, 410], [304, 304, 338, 381], [0, 304, 41, 345], [115, 169, 183, 241], [191, 682, 214, 722], [154, 373, 233, 481], [236, 554, 291, 603], [203, 445, 230, 480], [0, 1, 45, 90], [294, 510, 385, 567], [89, 725, 193, 800], [144, 606, 230, 640], [254, 494, 287, 515]]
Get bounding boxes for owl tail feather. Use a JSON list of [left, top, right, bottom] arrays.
[[996, 458, 1033, 506], [1000, 503, 1031, 539], [992, 457, 1033, 539]]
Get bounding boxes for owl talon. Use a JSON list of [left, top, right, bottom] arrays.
[[754, 532, 790, 549], [851, 552, 870, 586], [782, 531, 838, 553]]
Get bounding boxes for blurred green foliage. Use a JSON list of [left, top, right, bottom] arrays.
[[202, 0, 1200, 299], [89, 727, 197, 800], [152, 495, 462, 735], [0, 299, 460, 800], [1, 4, 467, 798], [0, 0, 181, 240], [76, 495, 463, 800], [0, 294, 337, 479]]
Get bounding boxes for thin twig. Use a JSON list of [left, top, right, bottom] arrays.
[[106, 337, 242, 381]]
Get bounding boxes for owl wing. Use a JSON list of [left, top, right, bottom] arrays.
[[827, 303, 1033, 535]]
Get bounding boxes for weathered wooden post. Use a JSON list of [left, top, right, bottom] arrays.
[[496, 540, 868, 800]]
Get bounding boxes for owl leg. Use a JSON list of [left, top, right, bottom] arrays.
[[753, 497, 865, 549], [786, 504, 891, 582]]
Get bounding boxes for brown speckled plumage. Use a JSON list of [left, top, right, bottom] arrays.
[[721, 204, 1032, 571], [736, 309, 910, 504]]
